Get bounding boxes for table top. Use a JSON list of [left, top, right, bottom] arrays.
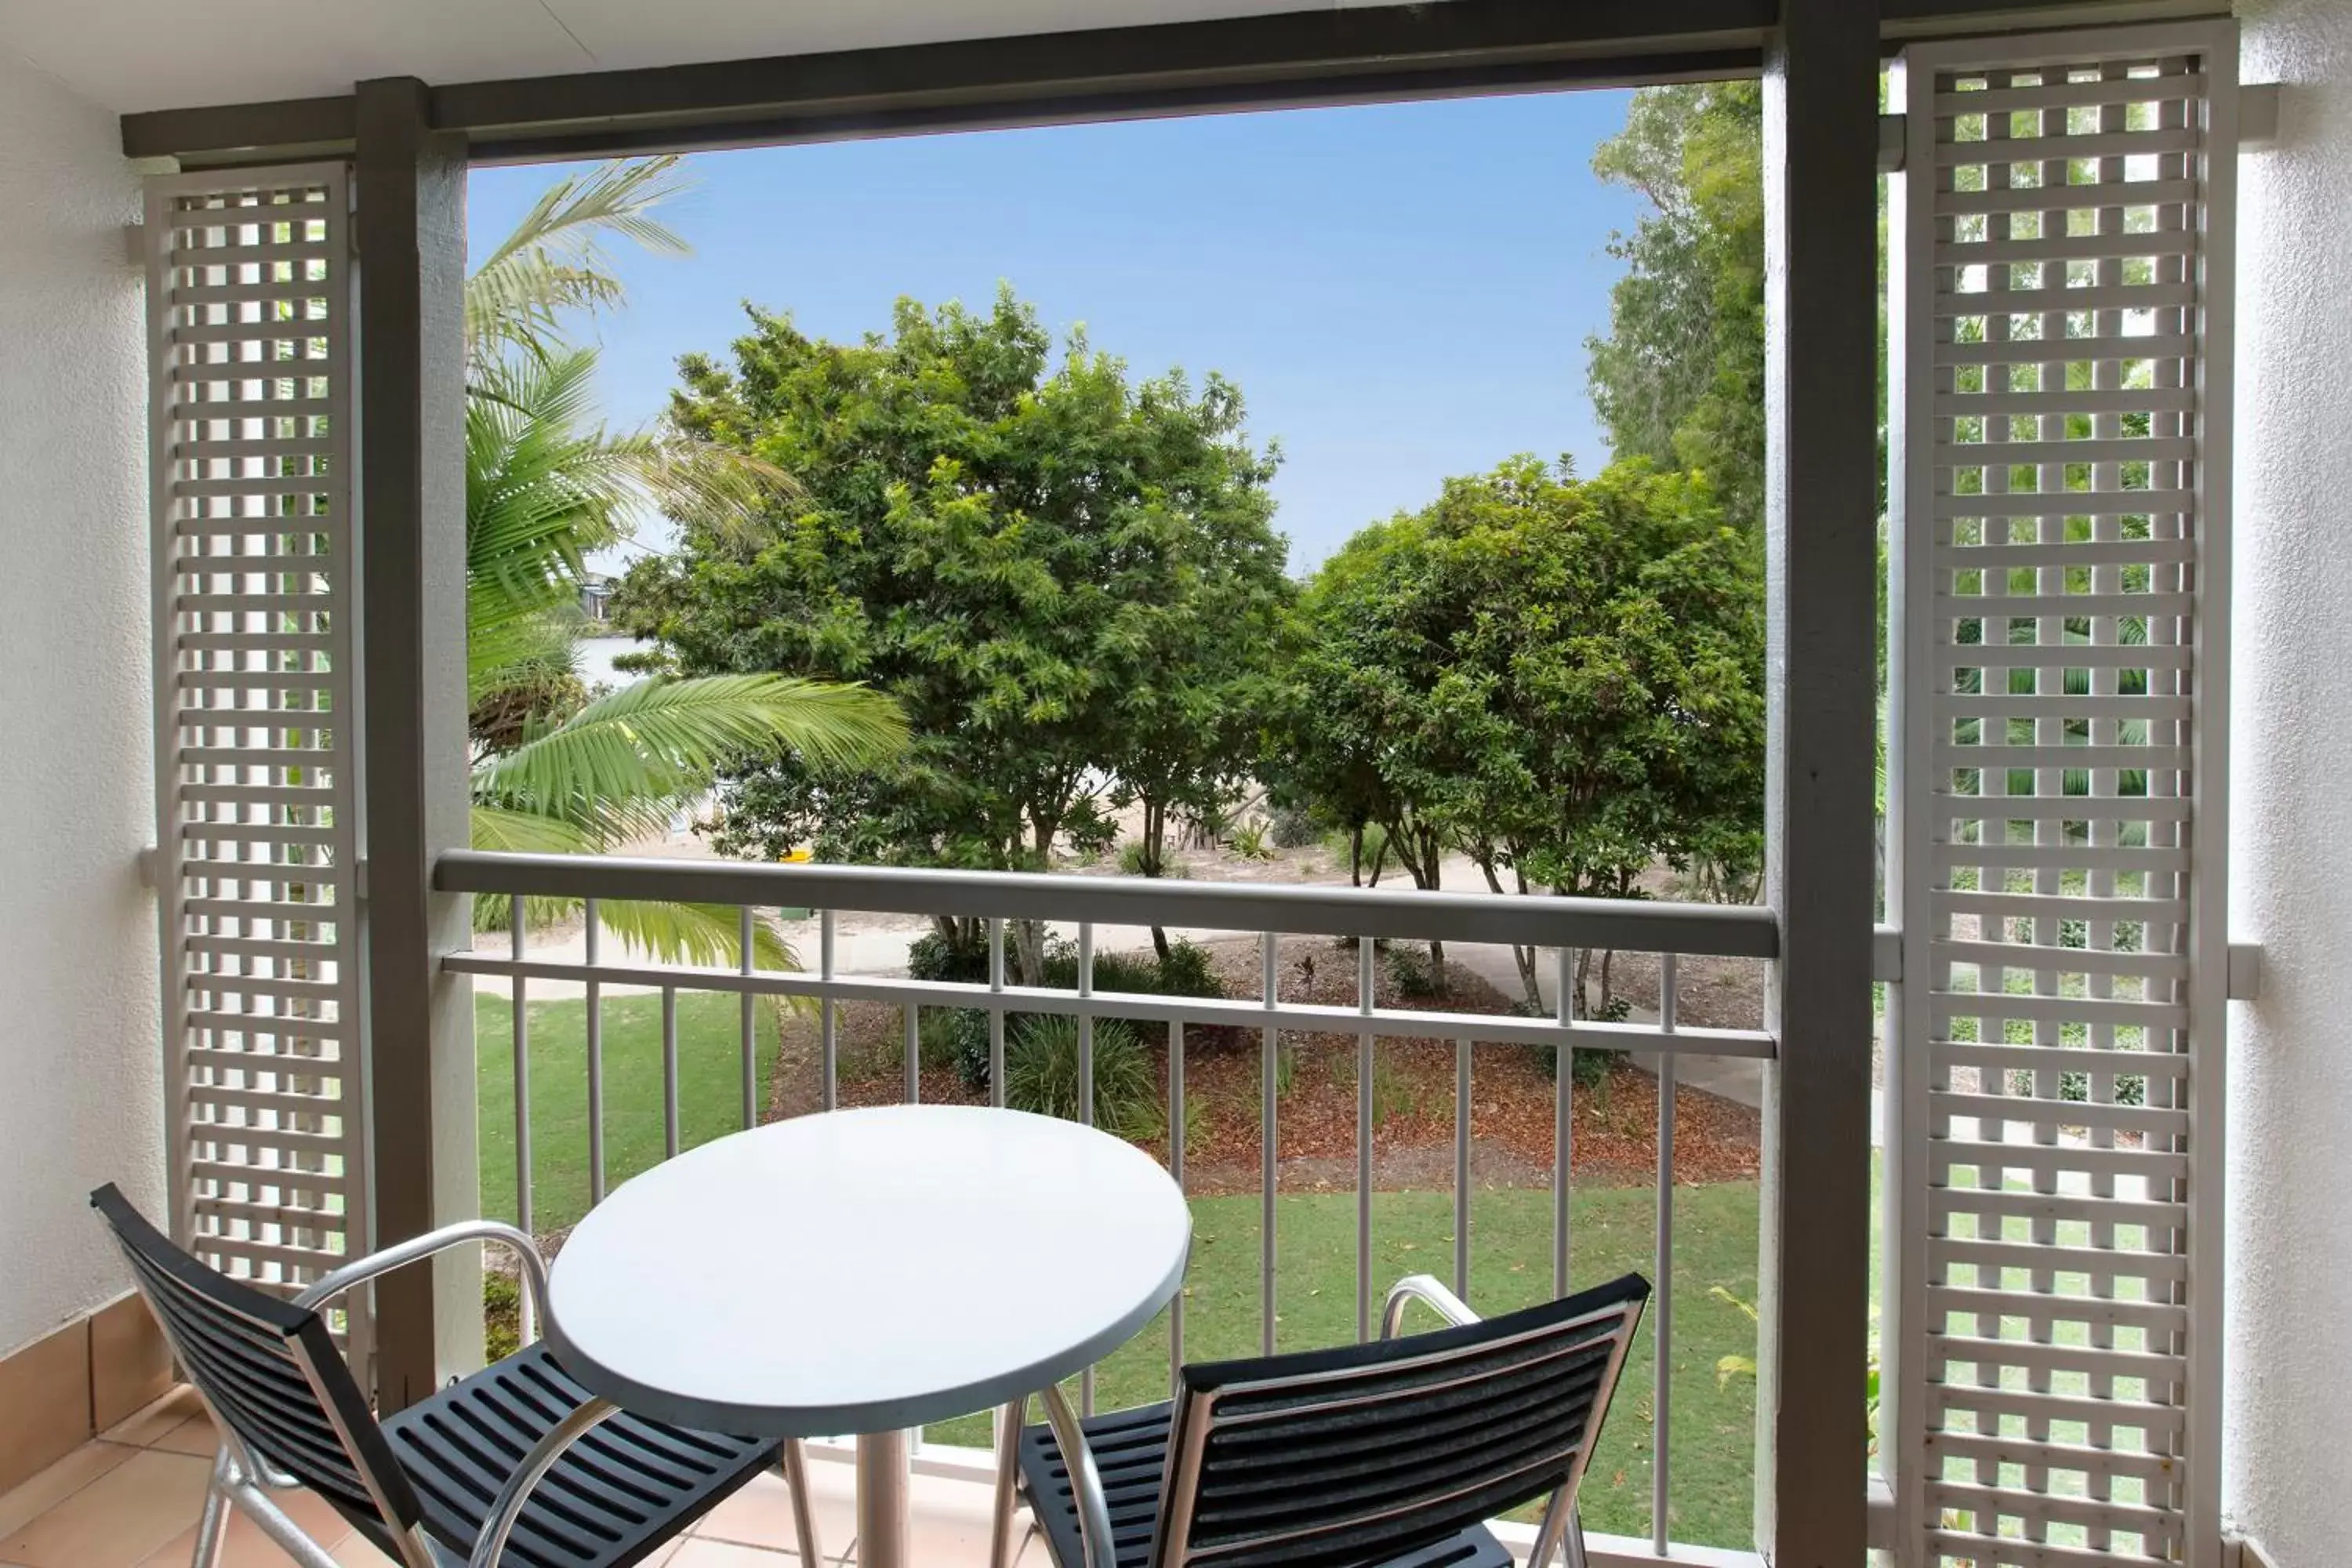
[[544, 1104, 1192, 1436]]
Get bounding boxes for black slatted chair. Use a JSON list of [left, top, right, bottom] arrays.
[[1005, 1271, 1650, 1568], [92, 1185, 822, 1568]]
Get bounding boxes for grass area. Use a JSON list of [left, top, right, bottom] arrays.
[[475, 993, 1761, 1550], [476, 991, 780, 1236]]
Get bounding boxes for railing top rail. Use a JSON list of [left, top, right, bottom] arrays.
[[434, 848, 1780, 959]]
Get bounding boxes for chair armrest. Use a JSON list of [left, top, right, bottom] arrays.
[[295, 1219, 549, 1342], [1380, 1274, 1481, 1339], [469, 1396, 617, 1568], [1039, 1386, 1118, 1568]]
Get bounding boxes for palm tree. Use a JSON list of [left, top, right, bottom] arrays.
[[464, 156, 905, 967]]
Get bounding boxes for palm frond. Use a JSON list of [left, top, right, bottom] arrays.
[[470, 804, 601, 855], [474, 674, 909, 837], [466, 157, 692, 358], [592, 898, 798, 971]]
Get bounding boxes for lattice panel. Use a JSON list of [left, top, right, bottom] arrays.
[[147, 165, 365, 1347], [1890, 27, 2232, 1568]]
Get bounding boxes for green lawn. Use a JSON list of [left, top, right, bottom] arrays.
[[476, 993, 1762, 1550], [476, 990, 779, 1236]]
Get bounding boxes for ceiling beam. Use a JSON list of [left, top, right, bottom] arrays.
[[120, 0, 2226, 165], [125, 0, 1770, 162]]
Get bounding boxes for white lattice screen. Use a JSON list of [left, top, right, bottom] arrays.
[[1887, 22, 2234, 1568], [147, 164, 367, 1352]]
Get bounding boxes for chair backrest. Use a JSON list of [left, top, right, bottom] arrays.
[[1152, 1272, 1650, 1568], [89, 1185, 425, 1542]]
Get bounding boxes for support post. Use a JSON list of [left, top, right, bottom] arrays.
[[354, 76, 478, 1410], [1755, 3, 1878, 1563]]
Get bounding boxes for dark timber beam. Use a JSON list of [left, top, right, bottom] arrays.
[[354, 77, 479, 1412], [127, 0, 1771, 161], [1752, 1, 1879, 1564], [120, 0, 2223, 165]]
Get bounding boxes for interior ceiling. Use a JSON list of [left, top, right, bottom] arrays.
[[0, 0, 1400, 116]]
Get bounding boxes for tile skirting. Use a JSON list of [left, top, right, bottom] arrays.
[[0, 1295, 172, 1496]]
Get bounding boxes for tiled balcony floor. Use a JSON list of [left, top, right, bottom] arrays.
[[0, 1387, 1033, 1568]]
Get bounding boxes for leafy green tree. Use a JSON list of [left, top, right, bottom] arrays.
[[1586, 83, 1766, 539], [463, 158, 907, 966], [615, 289, 1287, 980], [1271, 459, 1764, 1008]]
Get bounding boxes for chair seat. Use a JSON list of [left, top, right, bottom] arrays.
[[1018, 1401, 1516, 1568], [368, 1342, 778, 1568]]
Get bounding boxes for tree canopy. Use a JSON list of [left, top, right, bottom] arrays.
[[1585, 83, 1766, 539], [1267, 459, 1765, 1004], [613, 288, 1290, 969]]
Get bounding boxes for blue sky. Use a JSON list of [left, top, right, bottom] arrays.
[[467, 89, 1643, 575]]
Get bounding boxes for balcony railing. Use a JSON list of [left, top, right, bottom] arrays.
[[435, 848, 1780, 1567]]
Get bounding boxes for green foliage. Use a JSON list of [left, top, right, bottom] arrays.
[[908, 928, 990, 985], [616, 289, 1290, 958], [1384, 945, 1443, 1000], [914, 1008, 966, 1073], [1154, 940, 1219, 999], [1269, 459, 1765, 1007], [483, 1272, 522, 1363], [1228, 818, 1275, 861], [1586, 84, 1766, 538], [938, 939, 1222, 1091], [1268, 804, 1321, 850], [1004, 1014, 1154, 1131], [949, 1009, 998, 1092], [1116, 840, 1156, 876], [462, 158, 907, 971]]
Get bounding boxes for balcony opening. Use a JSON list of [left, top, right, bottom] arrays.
[[457, 82, 1779, 1555]]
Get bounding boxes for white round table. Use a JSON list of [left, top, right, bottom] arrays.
[[543, 1105, 1192, 1568]]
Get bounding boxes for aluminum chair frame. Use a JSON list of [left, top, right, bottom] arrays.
[[92, 1185, 822, 1568]]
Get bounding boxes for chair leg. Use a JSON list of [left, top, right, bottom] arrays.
[[990, 1396, 1027, 1568], [1559, 1508, 1589, 1568], [782, 1439, 825, 1566], [188, 1450, 234, 1568]]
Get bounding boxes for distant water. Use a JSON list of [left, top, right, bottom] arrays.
[[574, 637, 659, 689]]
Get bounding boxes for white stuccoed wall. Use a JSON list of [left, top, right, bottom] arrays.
[[0, 45, 159, 1359], [2230, 4, 2352, 1564]]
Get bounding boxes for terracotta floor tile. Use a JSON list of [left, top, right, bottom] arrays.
[[150, 1416, 220, 1459], [328, 1533, 397, 1566], [136, 1486, 354, 1566], [0, 1448, 212, 1568], [668, 1540, 797, 1565], [0, 1440, 138, 1537], [695, 1468, 851, 1556], [101, 1388, 205, 1449]]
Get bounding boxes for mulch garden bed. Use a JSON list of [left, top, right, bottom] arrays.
[[769, 934, 1762, 1195]]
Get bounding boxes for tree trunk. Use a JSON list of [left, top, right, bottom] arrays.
[[1349, 826, 1363, 889], [1142, 798, 1171, 962], [1475, 853, 1544, 1012]]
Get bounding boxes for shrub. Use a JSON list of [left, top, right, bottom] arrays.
[[1123, 1088, 1207, 1152], [1116, 840, 1155, 876], [1083, 949, 1165, 996], [483, 1272, 521, 1362], [1156, 940, 1219, 998], [909, 929, 989, 984], [1005, 1014, 1153, 1131], [1570, 1046, 1616, 1091], [1385, 944, 1443, 999], [1269, 804, 1320, 850], [1229, 818, 1275, 860], [948, 1008, 996, 1091]]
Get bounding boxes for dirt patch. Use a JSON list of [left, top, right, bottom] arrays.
[[774, 934, 1762, 1193]]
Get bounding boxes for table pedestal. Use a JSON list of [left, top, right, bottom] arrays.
[[856, 1429, 912, 1568]]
